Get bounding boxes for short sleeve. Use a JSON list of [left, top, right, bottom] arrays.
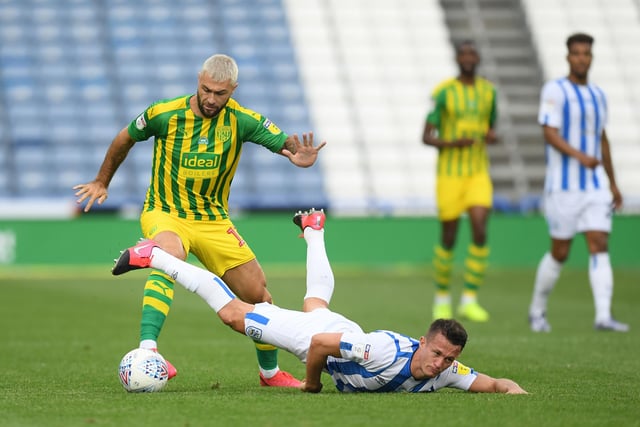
[[426, 88, 447, 126], [538, 81, 564, 128], [338, 331, 396, 371], [437, 361, 478, 391], [127, 109, 154, 142]]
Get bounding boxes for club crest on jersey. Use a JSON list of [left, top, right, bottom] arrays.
[[135, 114, 147, 130], [262, 119, 282, 135], [215, 126, 231, 142], [245, 326, 263, 340]]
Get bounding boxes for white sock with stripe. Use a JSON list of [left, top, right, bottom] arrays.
[[150, 248, 235, 312], [589, 252, 613, 323], [529, 252, 562, 317]]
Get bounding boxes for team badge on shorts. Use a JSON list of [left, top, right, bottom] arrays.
[[245, 326, 263, 340]]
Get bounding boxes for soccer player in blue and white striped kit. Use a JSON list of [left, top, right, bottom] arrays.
[[529, 33, 628, 332], [113, 209, 526, 394]]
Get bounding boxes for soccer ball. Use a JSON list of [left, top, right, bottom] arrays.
[[118, 348, 169, 393]]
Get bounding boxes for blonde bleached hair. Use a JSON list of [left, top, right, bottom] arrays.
[[200, 54, 239, 84]]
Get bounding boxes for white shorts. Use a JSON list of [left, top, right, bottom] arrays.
[[542, 191, 613, 239], [244, 303, 364, 363]]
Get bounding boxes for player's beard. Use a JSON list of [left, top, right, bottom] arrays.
[[571, 66, 589, 82], [459, 63, 477, 78], [197, 93, 223, 118]]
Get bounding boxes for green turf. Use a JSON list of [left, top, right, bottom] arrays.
[[0, 264, 638, 427]]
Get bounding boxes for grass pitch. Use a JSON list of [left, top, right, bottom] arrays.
[[1, 264, 638, 427]]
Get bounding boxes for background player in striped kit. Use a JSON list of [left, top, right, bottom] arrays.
[[73, 54, 326, 386], [422, 40, 498, 323], [112, 209, 527, 394], [528, 33, 628, 333]]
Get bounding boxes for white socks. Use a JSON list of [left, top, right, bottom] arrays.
[[303, 228, 334, 304], [530, 251, 615, 323], [589, 252, 613, 323], [145, 227, 334, 312], [529, 252, 562, 317], [139, 340, 157, 350], [150, 248, 235, 312]]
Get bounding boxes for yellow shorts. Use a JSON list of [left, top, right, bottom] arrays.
[[140, 210, 256, 276], [436, 172, 493, 221]]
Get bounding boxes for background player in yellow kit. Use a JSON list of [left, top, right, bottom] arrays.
[[422, 40, 498, 322]]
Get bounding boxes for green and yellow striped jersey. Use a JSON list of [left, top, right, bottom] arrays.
[[426, 77, 497, 177], [128, 95, 287, 220]]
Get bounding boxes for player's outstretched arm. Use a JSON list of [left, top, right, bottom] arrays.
[[468, 373, 528, 394], [280, 132, 326, 168], [73, 127, 136, 212]]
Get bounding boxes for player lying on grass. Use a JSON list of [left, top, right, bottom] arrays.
[[112, 209, 527, 394]]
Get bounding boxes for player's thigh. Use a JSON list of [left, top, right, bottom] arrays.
[[436, 176, 466, 221], [576, 191, 613, 235], [140, 210, 191, 257], [187, 218, 265, 298], [245, 304, 315, 360], [222, 259, 270, 304], [543, 192, 581, 239], [245, 305, 361, 362], [464, 172, 493, 209]]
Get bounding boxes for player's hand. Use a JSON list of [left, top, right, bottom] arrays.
[[578, 153, 599, 169], [73, 181, 108, 213], [281, 132, 327, 168], [454, 138, 475, 147], [611, 184, 623, 211], [299, 379, 323, 393], [485, 129, 498, 144], [505, 387, 528, 395]]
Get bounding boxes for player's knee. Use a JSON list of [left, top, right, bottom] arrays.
[[244, 281, 272, 304], [257, 287, 272, 304], [551, 250, 568, 263], [241, 289, 271, 305]]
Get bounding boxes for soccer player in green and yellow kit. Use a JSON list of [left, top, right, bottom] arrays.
[[74, 54, 326, 387], [422, 40, 497, 323]]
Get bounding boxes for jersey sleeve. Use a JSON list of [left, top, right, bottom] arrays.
[[538, 81, 564, 128], [127, 107, 156, 142], [426, 87, 447, 126], [436, 361, 478, 391], [338, 331, 396, 371], [489, 85, 498, 128], [237, 108, 288, 153]]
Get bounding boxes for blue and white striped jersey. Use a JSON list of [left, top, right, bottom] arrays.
[[538, 77, 609, 193], [326, 330, 477, 393]]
